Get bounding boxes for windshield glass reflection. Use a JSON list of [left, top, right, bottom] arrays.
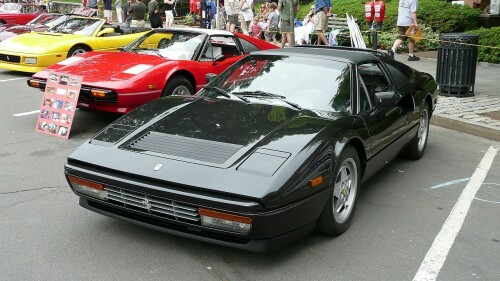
[[124, 31, 204, 60], [201, 55, 351, 112], [47, 18, 101, 36]]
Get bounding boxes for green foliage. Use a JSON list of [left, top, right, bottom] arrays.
[[375, 23, 440, 51], [183, 13, 195, 26], [418, 0, 480, 33], [300, 0, 480, 33], [467, 27, 500, 64]]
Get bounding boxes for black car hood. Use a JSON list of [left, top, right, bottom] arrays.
[[70, 96, 337, 201]]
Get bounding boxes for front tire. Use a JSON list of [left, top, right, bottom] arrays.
[[316, 145, 360, 236], [67, 45, 90, 57], [402, 103, 430, 160], [161, 76, 194, 97]]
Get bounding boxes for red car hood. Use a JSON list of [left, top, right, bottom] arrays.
[[40, 52, 175, 83]]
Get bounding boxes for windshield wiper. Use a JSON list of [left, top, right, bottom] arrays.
[[203, 86, 249, 102], [233, 91, 301, 110]]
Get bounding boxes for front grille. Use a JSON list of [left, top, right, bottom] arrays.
[[105, 186, 200, 223], [0, 54, 21, 63]]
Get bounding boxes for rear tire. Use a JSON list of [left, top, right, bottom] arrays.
[[316, 145, 360, 236], [161, 76, 194, 97], [402, 103, 430, 160], [67, 45, 90, 57]]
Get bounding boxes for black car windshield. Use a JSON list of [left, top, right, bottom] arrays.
[[123, 31, 205, 60], [200, 55, 351, 112], [47, 18, 102, 36]]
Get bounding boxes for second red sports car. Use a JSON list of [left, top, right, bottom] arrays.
[[28, 27, 278, 113], [0, 3, 46, 28]]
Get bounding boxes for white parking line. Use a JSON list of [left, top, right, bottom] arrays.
[[0, 77, 27, 83], [413, 145, 499, 281], [12, 110, 40, 117]]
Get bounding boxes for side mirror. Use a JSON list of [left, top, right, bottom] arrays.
[[212, 54, 225, 65], [97, 27, 115, 37], [374, 91, 396, 108], [206, 73, 217, 83]]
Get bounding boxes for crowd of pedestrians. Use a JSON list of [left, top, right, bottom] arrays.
[[77, 0, 420, 56]]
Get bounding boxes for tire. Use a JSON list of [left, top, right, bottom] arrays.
[[402, 103, 430, 160], [316, 145, 360, 236], [67, 45, 90, 57], [161, 76, 194, 97]]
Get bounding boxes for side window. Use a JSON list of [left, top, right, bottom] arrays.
[[208, 36, 241, 58], [358, 74, 373, 113], [358, 62, 391, 101], [237, 37, 260, 54], [384, 60, 415, 89]]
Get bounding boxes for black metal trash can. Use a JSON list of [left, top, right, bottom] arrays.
[[436, 33, 479, 97]]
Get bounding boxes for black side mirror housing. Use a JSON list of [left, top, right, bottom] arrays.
[[374, 91, 397, 107]]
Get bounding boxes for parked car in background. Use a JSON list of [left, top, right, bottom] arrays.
[[63, 46, 438, 252], [28, 27, 278, 113], [0, 3, 46, 28], [0, 17, 150, 73], [0, 8, 98, 41]]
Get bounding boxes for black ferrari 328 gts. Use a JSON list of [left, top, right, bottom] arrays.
[[65, 46, 438, 252]]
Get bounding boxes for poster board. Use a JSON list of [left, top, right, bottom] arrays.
[[35, 72, 83, 139], [405, 23, 423, 43]]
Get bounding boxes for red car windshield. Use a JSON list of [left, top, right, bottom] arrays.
[[0, 3, 21, 13]]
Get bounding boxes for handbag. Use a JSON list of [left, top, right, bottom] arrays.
[[241, 1, 250, 11]]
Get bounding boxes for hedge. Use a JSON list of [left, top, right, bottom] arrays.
[[468, 27, 500, 64]]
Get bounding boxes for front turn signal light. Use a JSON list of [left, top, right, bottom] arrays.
[[90, 89, 107, 98], [199, 208, 252, 234], [28, 79, 40, 88], [67, 175, 107, 200]]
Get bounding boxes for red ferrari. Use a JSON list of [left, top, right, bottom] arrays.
[[0, 3, 46, 28], [28, 28, 278, 113]]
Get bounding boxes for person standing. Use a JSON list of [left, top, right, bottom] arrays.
[[314, 0, 332, 45], [278, 0, 299, 48], [164, 0, 174, 28], [265, 2, 278, 45], [115, 0, 123, 23], [224, 0, 239, 32], [239, 0, 253, 35], [124, 0, 134, 27], [148, 0, 162, 28], [128, 0, 147, 27], [388, 0, 420, 61], [103, 0, 113, 23]]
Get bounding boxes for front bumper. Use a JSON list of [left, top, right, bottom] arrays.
[[66, 163, 330, 252]]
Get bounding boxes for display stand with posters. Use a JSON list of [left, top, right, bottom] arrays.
[[35, 72, 83, 139]]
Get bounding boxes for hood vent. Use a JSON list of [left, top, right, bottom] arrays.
[[129, 131, 243, 164]]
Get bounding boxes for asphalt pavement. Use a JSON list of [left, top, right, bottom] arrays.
[[395, 51, 500, 141]]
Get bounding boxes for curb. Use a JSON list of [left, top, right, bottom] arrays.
[[431, 115, 500, 142]]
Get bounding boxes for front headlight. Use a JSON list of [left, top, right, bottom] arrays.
[[25, 57, 37, 65]]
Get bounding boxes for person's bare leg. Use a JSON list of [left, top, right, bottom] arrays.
[[408, 39, 415, 56]]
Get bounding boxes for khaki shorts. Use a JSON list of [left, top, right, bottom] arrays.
[[228, 14, 238, 24], [131, 20, 145, 27], [104, 10, 112, 18], [315, 11, 328, 32], [397, 26, 414, 42], [280, 20, 292, 33]]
